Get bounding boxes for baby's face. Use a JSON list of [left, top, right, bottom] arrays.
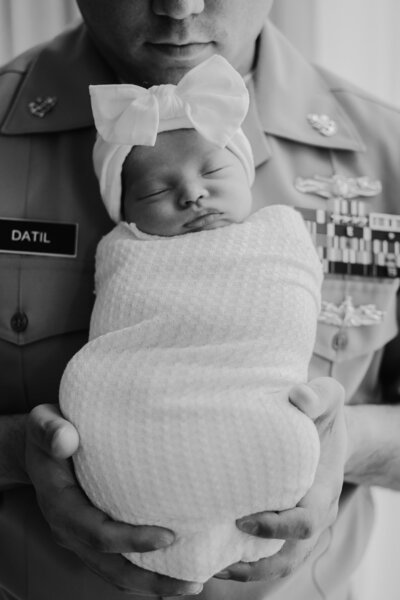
[[122, 129, 252, 236]]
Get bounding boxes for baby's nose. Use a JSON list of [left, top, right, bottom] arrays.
[[179, 184, 210, 208]]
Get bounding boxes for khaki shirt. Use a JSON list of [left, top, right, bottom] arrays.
[[0, 20, 399, 600]]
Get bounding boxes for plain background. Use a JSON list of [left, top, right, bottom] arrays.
[[0, 1, 399, 598]]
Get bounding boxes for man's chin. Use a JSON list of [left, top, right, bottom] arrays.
[[137, 45, 216, 85]]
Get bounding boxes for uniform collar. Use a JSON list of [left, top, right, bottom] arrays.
[[1, 23, 115, 135], [2, 20, 366, 157], [245, 20, 366, 163]]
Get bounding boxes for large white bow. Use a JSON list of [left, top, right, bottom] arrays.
[[89, 55, 249, 148]]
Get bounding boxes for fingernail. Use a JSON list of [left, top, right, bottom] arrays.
[[154, 532, 175, 548], [182, 583, 203, 595], [215, 570, 231, 579], [238, 519, 258, 535]]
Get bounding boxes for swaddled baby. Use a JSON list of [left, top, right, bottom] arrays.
[[60, 56, 323, 583]]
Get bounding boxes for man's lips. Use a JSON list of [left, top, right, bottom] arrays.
[[148, 42, 212, 59]]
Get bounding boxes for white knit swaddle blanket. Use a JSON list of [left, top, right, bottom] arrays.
[[60, 205, 323, 583]]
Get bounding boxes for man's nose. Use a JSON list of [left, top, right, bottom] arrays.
[[152, 0, 205, 19]]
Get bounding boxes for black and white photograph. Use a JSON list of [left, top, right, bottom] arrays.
[[0, 1, 399, 599]]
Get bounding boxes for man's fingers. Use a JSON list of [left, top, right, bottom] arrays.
[[75, 548, 203, 597], [250, 538, 314, 580], [25, 406, 189, 595], [74, 512, 176, 554], [215, 538, 315, 583], [33, 458, 176, 554], [50, 482, 175, 554], [27, 404, 79, 459], [237, 506, 318, 541], [26, 406, 176, 557]]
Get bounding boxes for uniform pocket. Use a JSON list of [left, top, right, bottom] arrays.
[[309, 276, 399, 401], [0, 255, 95, 412], [0, 255, 94, 345], [314, 276, 399, 363]]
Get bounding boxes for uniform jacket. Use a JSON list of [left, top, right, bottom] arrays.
[[0, 19, 399, 600]]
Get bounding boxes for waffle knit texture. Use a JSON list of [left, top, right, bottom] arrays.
[[60, 204, 323, 583]]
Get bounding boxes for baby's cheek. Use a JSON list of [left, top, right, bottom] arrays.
[[126, 204, 157, 230], [208, 180, 236, 200], [140, 202, 182, 235], [225, 183, 252, 216], [155, 202, 180, 223]]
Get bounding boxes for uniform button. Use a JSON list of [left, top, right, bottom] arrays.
[[332, 330, 348, 351], [10, 311, 29, 333]]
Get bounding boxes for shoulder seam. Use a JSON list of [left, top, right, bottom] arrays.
[[314, 63, 400, 115], [332, 87, 400, 115]]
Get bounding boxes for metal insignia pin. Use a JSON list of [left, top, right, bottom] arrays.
[[307, 113, 338, 137], [318, 295, 385, 328], [28, 96, 58, 118], [294, 174, 382, 200]]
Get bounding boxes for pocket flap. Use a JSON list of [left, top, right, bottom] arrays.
[[313, 277, 399, 363], [0, 256, 94, 345]]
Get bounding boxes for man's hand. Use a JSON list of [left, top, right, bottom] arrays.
[[215, 377, 346, 582], [25, 404, 202, 596]]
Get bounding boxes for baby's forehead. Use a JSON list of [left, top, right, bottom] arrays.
[[127, 129, 228, 169]]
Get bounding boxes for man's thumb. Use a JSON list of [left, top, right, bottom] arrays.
[[27, 404, 79, 459], [290, 377, 345, 420]]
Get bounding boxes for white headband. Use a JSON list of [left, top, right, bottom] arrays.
[[90, 55, 255, 223]]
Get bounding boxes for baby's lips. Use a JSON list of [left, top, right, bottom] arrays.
[[184, 211, 223, 230]]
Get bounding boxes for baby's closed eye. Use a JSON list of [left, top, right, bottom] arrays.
[[136, 188, 171, 201], [202, 165, 230, 177]]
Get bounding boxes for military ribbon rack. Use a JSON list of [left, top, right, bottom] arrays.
[[296, 199, 400, 279]]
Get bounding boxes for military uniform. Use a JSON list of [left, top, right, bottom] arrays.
[[0, 20, 399, 600]]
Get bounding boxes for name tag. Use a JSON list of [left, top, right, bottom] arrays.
[[0, 218, 78, 258]]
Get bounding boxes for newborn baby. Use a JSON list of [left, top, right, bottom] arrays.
[[60, 56, 323, 583]]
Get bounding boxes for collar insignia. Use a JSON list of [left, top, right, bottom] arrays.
[[307, 113, 338, 137], [28, 96, 58, 118]]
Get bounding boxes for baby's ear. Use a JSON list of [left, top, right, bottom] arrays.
[[289, 383, 321, 420]]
